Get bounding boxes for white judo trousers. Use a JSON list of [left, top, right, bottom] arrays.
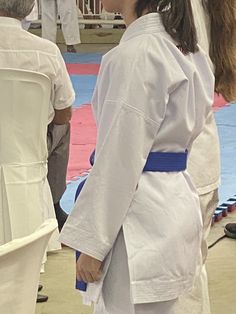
[[41, 0, 81, 45], [22, 0, 38, 30]]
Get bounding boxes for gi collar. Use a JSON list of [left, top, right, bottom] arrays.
[[120, 13, 165, 43]]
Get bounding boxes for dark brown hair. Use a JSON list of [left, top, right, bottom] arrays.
[[205, 0, 236, 101], [135, 0, 198, 54]]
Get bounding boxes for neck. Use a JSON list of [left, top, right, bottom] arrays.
[[121, 3, 137, 27], [0, 11, 8, 17], [122, 6, 150, 27]]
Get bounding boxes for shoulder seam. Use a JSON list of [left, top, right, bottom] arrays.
[[104, 99, 161, 126]]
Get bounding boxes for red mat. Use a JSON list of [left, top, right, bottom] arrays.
[[213, 93, 228, 111], [66, 64, 100, 75], [67, 105, 96, 180], [67, 94, 229, 181]]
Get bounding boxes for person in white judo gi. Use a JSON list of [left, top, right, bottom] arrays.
[[176, 1, 236, 313], [22, 0, 38, 30], [59, 0, 216, 313], [41, 0, 81, 52]]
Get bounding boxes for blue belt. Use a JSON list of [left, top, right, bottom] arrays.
[[143, 151, 187, 172], [89, 150, 188, 172], [75, 149, 188, 291]]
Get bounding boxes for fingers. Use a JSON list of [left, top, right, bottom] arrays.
[[76, 253, 103, 283], [91, 270, 102, 282], [76, 268, 102, 283], [79, 270, 94, 283]]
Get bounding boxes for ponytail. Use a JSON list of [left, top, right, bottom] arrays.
[[205, 0, 236, 101], [135, 0, 198, 54]]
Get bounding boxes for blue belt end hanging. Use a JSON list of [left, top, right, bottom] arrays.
[[75, 251, 87, 291], [75, 177, 89, 292]]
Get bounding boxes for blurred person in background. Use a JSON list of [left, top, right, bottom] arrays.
[[41, 0, 81, 52], [176, 1, 236, 313], [22, 0, 38, 30]]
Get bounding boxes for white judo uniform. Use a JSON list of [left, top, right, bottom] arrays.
[[41, 0, 81, 45], [175, 1, 220, 313], [22, 0, 38, 30], [59, 13, 215, 313]]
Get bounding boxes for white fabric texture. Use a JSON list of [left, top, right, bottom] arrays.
[[41, 0, 81, 45], [25, 0, 38, 21], [0, 69, 60, 251], [0, 219, 57, 314], [176, 190, 219, 314], [22, 1, 39, 30], [21, 19, 31, 31], [94, 230, 178, 314], [60, 13, 215, 305], [0, 17, 75, 123], [188, 0, 221, 194], [175, 2, 220, 313]]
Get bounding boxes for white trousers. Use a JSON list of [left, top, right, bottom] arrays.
[[94, 230, 178, 314], [175, 189, 219, 314], [21, 20, 31, 31], [41, 0, 81, 45]]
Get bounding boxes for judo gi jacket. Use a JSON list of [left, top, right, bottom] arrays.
[[60, 13, 215, 303]]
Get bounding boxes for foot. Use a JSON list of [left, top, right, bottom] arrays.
[[38, 284, 43, 292], [67, 45, 77, 53], [54, 202, 68, 231], [37, 294, 48, 303], [224, 223, 236, 239]]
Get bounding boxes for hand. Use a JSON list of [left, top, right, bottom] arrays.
[[76, 253, 103, 283]]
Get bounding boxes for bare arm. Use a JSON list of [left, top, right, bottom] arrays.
[[53, 107, 72, 125]]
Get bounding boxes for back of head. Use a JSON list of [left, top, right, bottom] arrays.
[[205, 0, 236, 101], [0, 0, 35, 19], [135, 0, 198, 55]]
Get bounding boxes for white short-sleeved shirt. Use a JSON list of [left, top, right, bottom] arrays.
[[0, 17, 75, 123]]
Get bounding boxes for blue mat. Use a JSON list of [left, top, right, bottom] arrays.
[[215, 104, 236, 204], [63, 53, 103, 64], [61, 176, 88, 214], [70, 75, 97, 107], [61, 105, 236, 214]]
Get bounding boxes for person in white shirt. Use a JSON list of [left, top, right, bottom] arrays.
[[176, 1, 236, 313], [0, 0, 75, 232], [59, 1, 216, 313], [41, 0, 81, 53]]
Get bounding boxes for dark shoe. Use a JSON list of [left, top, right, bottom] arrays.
[[67, 45, 77, 53], [38, 284, 43, 292], [37, 294, 48, 303], [54, 202, 68, 231], [224, 223, 236, 239]]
